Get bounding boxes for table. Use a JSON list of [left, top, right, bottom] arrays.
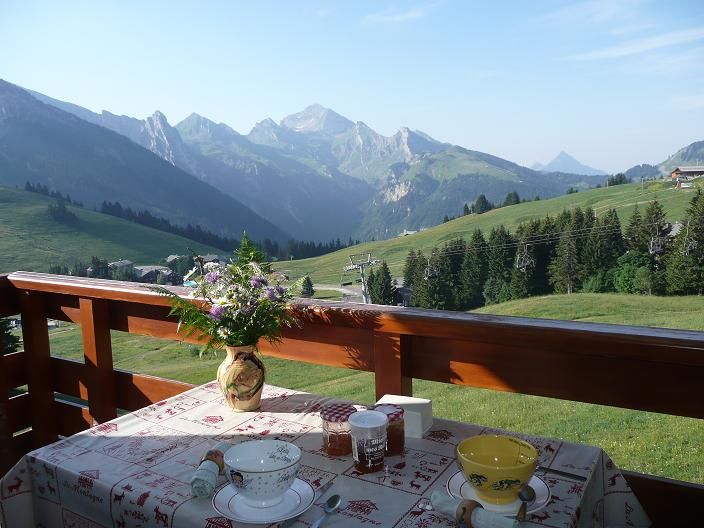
[[0, 383, 650, 527]]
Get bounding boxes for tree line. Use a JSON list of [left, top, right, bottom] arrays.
[[100, 201, 357, 260], [399, 190, 704, 310]]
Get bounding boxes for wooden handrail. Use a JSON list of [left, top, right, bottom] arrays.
[[2, 271, 703, 526]]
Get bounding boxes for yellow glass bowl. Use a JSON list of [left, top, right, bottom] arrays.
[[456, 434, 538, 505]]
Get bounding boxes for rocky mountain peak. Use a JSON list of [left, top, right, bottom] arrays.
[[281, 104, 354, 135]]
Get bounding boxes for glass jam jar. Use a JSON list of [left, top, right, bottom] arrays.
[[320, 403, 356, 456], [373, 404, 405, 456]]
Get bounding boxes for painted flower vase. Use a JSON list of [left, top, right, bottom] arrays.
[[217, 345, 265, 412]]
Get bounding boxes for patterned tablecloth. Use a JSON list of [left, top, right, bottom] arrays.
[[0, 383, 650, 528]]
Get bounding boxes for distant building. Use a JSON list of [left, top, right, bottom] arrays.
[[398, 229, 418, 237], [134, 265, 172, 283], [108, 259, 133, 270], [165, 254, 183, 263], [671, 166, 704, 180]]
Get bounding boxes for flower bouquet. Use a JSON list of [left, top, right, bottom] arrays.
[[156, 246, 297, 411]]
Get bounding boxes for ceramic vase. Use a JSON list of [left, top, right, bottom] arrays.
[[217, 345, 265, 412]]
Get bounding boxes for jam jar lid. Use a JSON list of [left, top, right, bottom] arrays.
[[320, 402, 356, 423], [373, 404, 405, 422]]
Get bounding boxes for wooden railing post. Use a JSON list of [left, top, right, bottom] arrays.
[[0, 323, 10, 474], [373, 332, 412, 400], [20, 291, 57, 448], [79, 298, 116, 424]]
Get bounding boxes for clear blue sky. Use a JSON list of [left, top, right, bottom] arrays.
[[2, 0, 703, 172]]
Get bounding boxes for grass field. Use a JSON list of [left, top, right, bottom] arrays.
[[274, 180, 702, 284], [41, 291, 704, 484], [474, 293, 704, 330], [0, 186, 219, 273]]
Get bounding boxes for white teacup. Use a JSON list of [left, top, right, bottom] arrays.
[[224, 440, 301, 508]]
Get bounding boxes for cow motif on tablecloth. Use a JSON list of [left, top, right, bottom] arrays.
[[344, 448, 452, 496], [99, 424, 206, 467]]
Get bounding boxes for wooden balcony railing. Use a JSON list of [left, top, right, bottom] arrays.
[[1, 271, 703, 526]]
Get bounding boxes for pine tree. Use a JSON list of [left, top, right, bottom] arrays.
[[459, 229, 488, 309], [410, 251, 429, 307], [463, 203, 470, 216], [474, 194, 493, 214], [403, 249, 419, 288], [483, 226, 515, 304], [424, 249, 454, 310], [549, 230, 579, 294], [503, 191, 521, 206], [366, 267, 379, 303], [0, 318, 20, 355], [369, 262, 396, 305], [667, 190, 704, 294], [301, 276, 315, 298], [237, 233, 266, 265], [602, 209, 625, 269], [625, 204, 647, 253]]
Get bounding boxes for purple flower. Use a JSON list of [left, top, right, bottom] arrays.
[[263, 288, 278, 301], [249, 276, 268, 289], [208, 304, 226, 320], [275, 285, 285, 295], [205, 271, 220, 284]]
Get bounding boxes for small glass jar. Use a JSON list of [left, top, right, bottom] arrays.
[[349, 410, 388, 473], [373, 404, 405, 456], [321, 403, 356, 456]]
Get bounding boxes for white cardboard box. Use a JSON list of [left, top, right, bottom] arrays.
[[376, 394, 433, 438]]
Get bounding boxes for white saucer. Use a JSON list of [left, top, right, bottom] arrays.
[[212, 478, 316, 524], [446, 471, 551, 517]]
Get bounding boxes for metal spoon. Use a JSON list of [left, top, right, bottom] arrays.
[[516, 484, 536, 521], [310, 494, 341, 528]]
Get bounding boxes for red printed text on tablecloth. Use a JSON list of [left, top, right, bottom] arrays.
[[394, 498, 455, 528], [110, 470, 192, 528], [62, 507, 108, 528], [133, 393, 207, 423], [215, 414, 314, 444], [344, 448, 454, 496], [296, 465, 337, 491], [99, 424, 207, 467]]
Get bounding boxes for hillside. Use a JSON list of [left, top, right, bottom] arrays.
[[473, 293, 704, 331], [0, 186, 219, 273], [0, 80, 288, 242], [274, 180, 700, 284]]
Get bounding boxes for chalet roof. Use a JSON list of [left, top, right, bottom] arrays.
[[673, 166, 704, 172], [108, 260, 133, 268], [134, 265, 171, 278]]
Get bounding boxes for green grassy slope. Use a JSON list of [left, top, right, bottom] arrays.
[[474, 293, 704, 331], [0, 186, 219, 273], [42, 317, 703, 483], [275, 180, 700, 284]]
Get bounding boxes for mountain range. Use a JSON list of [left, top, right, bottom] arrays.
[[0, 80, 287, 242], [532, 151, 606, 176], [4, 79, 700, 243]]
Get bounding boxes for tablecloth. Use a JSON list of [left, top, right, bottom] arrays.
[[0, 383, 650, 528]]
